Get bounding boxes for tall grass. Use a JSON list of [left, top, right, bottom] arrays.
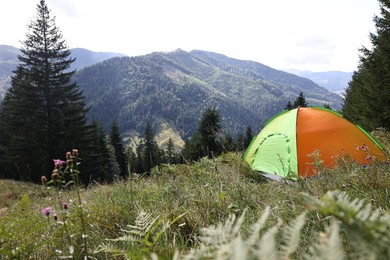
[[0, 131, 389, 259]]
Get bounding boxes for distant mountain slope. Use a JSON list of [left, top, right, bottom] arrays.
[[286, 69, 353, 95], [74, 49, 343, 140], [0, 45, 126, 99], [0, 45, 19, 99], [69, 48, 127, 71]]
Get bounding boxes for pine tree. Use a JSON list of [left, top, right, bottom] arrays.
[[141, 121, 160, 173], [110, 121, 128, 179], [285, 100, 294, 110], [0, 0, 91, 182], [293, 91, 309, 108], [244, 125, 254, 149], [198, 107, 222, 158], [343, 0, 390, 130], [235, 133, 245, 151], [166, 137, 176, 164]]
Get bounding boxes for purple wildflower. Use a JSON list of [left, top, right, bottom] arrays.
[[53, 159, 65, 169], [41, 206, 53, 216], [63, 202, 69, 210]]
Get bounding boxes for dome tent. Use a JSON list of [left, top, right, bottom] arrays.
[[243, 107, 387, 179]]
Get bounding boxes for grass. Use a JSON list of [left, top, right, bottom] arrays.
[[0, 131, 389, 259]]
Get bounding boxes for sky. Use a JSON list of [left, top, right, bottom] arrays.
[[0, 0, 381, 72]]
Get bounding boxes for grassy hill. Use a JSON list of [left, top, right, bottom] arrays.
[[1, 130, 389, 259]]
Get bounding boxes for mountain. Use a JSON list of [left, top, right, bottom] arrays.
[[0, 45, 126, 99], [0, 45, 19, 99], [285, 69, 353, 95], [74, 49, 343, 143], [69, 48, 127, 71]]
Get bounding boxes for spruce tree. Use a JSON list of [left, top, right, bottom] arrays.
[[166, 137, 176, 164], [110, 121, 128, 179], [343, 0, 390, 130], [0, 0, 91, 182], [293, 91, 309, 108], [141, 121, 160, 173], [198, 107, 222, 158], [244, 125, 254, 149]]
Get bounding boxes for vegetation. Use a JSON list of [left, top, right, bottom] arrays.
[[285, 91, 309, 110], [0, 1, 120, 184], [0, 130, 389, 258], [343, 0, 390, 131], [0, 0, 389, 259], [0, 0, 95, 183], [72, 49, 342, 140]]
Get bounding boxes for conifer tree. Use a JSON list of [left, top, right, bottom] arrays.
[[0, 0, 91, 182], [141, 121, 160, 173], [166, 137, 176, 164], [198, 107, 222, 158], [244, 125, 254, 149], [110, 121, 128, 179], [235, 133, 245, 151], [293, 91, 309, 108], [285, 100, 294, 110], [343, 0, 390, 130]]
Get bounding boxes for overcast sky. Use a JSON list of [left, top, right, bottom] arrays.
[[0, 0, 381, 72]]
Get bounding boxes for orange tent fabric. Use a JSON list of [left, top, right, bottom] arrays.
[[296, 107, 387, 177]]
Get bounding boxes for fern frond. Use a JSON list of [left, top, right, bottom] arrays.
[[302, 190, 390, 257], [256, 223, 280, 260], [197, 208, 247, 247], [305, 220, 345, 260], [245, 206, 271, 247], [123, 210, 160, 238], [280, 211, 306, 258]]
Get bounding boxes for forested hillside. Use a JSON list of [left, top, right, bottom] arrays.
[[0, 45, 125, 99], [75, 49, 342, 139]]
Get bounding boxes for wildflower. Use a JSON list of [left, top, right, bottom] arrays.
[[41, 175, 47, 185], [66, 151, 72, 159], [72, 149, 78, 157], [342, 184, 346, 189], [53, 214, 58, 221], [53, 159, 65, 169], [66, 159, 74, 166], [52, 169, 60, 179], [63, 202, 69, 210], [41, 206, 53, 216]]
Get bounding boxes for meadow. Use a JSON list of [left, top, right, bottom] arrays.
[[0, 130, 389, 259]]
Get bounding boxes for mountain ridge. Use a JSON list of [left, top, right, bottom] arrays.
[[1, 45, 344, 144], [73, 49, 342, 142]]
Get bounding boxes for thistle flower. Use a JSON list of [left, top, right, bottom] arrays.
[[41, 175, 47, 185], [52, 169, 60, 179], [66, 151, 72, 159], [41, 206, 53, 216], [72, 149, 78, 157], [66, 159, 74, 166], [53, 159, 65, 169], [63, 202, 69, 210]]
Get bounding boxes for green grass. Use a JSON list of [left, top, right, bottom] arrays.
[[0, 131, 389, 259]]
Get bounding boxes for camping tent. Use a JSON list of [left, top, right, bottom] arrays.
[[243, 107, 387, 179]]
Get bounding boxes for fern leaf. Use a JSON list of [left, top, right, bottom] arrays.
[[305, 220, 345, 260], [256, 224, 280, 260], [246, 206, 271, 247], [280, 211, 306, 258]]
